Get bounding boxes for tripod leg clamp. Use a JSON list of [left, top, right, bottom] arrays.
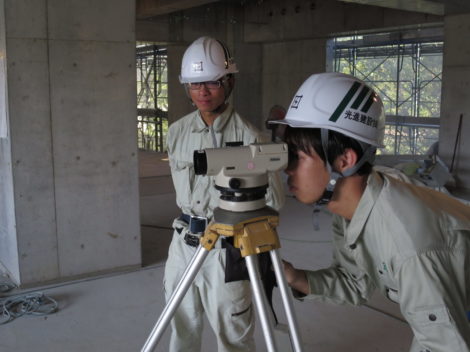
[[199, 223, 221, 251], [236, 220, 280, 257]]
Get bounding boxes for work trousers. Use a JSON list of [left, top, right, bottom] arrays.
[[164, 230, 255, 352]]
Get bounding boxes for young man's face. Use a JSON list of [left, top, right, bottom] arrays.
[[285, 147, 330, 204], [188, 80, 226, 113]]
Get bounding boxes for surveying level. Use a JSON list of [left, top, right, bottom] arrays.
[[141, 143, 303, 352]]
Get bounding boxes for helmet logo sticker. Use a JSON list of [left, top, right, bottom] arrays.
[[291, 95, 303, 109], [343, 109, 378, 128], [329, 82, 378, 129], [191, 61, 203, 72]]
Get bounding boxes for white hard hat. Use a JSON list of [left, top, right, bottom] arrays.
[[271, 72, 385, 147], [179, 36, 238, 83]]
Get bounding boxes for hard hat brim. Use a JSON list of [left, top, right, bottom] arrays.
[[179, 69, 238, 84], [268, 119, 385, 148]]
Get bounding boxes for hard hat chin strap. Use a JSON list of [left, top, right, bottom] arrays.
[[319, 129, 376, 203], [210, 102, 228, 114], [211, 76, 233, 113], [221, 75, 233, 103], [319, 129, 338, 203]]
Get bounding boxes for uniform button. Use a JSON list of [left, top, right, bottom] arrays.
[[428, 314, 437, 321], [349, 244, 357, 250]]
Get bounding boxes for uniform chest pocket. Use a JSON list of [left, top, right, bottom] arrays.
[[172, 160, 194, 203]]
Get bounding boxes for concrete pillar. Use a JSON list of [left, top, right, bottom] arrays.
[[440, 13, 470, 192], [1, 0, 141, 286], [0, 0, 20, 281]]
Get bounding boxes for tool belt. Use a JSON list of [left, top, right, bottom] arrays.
[[179, 214, 208, 247]]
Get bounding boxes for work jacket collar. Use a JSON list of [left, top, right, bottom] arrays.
[[346, 170, 383, 246], [191, 104, 233, 133]]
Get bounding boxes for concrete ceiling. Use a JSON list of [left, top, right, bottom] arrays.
[[136, 0, 219, 19], [336, 0, 470, 16], [136, 0, 470, 19]]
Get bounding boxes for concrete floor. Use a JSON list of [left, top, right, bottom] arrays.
[[1, 151, 414, 352]]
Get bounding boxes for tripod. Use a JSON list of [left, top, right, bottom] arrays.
[[141, 205, 304, 352]]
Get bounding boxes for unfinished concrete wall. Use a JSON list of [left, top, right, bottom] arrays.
[[229, 8, 264, 130], [262, 39, 326, 123], [6, 0, 59, 285], [242, 0, 441, 43], [0, 0, 20, 281], [231, 41, 263, 127], [2, 0, 141, 286], [440, 13, 470, 192]]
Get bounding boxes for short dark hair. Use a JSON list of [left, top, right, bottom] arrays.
[[284, 126, 373, 175]]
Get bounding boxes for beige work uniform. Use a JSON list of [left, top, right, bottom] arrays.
[[303, 170, 470, 352], [164, 105, 284, 352]]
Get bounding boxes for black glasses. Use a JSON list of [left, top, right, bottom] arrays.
[[187, 80, 223, 90]]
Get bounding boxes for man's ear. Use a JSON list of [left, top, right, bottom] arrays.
[[336, 148, 358, 173]]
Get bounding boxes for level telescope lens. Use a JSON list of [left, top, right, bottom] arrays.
[[193, 150, 208, 175]]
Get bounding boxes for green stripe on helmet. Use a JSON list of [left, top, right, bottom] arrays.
[[329, 81, 361, 122], [361, 92, 376, 113], [351, 86, 370, 109]]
